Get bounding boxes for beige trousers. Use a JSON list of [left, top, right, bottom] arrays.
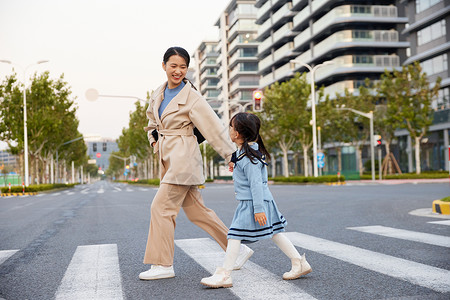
[[143, 183, 228, 265]]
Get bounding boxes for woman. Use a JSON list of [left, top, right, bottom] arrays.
[[140, 47, 253, 280]]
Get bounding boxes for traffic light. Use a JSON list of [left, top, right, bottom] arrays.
[[374, 135, 382, 147], [253, 90, 263, 112]]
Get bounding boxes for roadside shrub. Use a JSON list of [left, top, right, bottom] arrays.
[[441, 196, 450, 202], [127, 179, 160, 186], [270, 175, 345, 183], [360, 172, 448, 180], [1, 183, 76, 193]]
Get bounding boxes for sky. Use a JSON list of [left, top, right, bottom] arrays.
[[0, 0, 231, 148]]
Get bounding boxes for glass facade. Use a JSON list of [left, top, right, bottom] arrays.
[[415, 0, 442, 13], [417, 19, 446, 46], [421, 53, 448, 76]]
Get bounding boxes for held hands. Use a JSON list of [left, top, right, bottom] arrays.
[[228, 162, 235, 172], [254, 212, 267, 226]]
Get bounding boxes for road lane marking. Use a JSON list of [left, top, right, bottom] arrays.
[[428, 220, 450, 226], [126, 188, 133, 192], [52, 193, 61, 196], [81, 189, 90, 194], [0, 249, 18, 266], [347, 225, 450, 248], [55, 244, 123, 300], [114, 187, 122, 191], [285, 232, 450, 293], [97, 188, 104, 194], [175, 238, 316, 300]]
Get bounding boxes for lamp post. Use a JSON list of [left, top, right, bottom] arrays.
[[85, 88, 148, 104], [290, 59, 333, 177], [0, 59, 49, 186], [337, 107, 375, 181], [110, 154, 131, 180]]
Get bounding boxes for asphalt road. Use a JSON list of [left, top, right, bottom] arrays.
[[0, 180, 449, 300]]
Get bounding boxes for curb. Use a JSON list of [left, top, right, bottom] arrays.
[[325, 182, 346, 186], [432, 200, 450, 215], [1, 192, 38, 197]]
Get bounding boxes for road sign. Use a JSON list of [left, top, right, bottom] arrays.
[[317, 152, 325, 161], [318, 160, 325, 168]]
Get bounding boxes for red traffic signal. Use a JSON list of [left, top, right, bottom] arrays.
[[253, 90, 263, 112]]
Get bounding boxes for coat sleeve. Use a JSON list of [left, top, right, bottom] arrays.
[[242, 161, 265, 214], [143, 97, 157, 147], [189, 97, 235, 163]]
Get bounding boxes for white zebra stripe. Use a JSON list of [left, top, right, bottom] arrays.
[[55, 244, 123, 300], [0, 249, 18, 266], [347, 225, 450, 247], [285, 232, 450, 293], [175, 238, 316, 300]]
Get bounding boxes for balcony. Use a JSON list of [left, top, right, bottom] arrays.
[[272, 3, 293, 28], [230, 80, 260, 95], [229, 52, 258, 69], [259, 53, 274, 73], [313, 5, 399, 36], [256, 0, 272, 24], [228, 20, 259, 42], [273, 62, 294, 82], [292, 4, 310, 30], [260, 72, 275, 88], [273, 42, 294, 61], [229, 66, 259, 81], [313, 29, 402, 59]]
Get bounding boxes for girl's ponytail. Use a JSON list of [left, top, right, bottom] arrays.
[[256, 134, 271, 161]]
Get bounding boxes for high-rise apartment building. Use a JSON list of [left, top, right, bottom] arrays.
[[193, 41, 222, 112], [215, 0, 260, 122], [256, 0, 409, 96], [399, 0, 449, 171]]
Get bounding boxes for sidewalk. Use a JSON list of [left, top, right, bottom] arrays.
[[348, 178, 450, 185]]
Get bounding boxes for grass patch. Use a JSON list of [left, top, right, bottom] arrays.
[[270, 175, 345, 184], [360, 172, 448, 180], [441, 196, 450, 202]]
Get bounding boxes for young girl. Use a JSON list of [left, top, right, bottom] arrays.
[[201, 112, 312, 288]]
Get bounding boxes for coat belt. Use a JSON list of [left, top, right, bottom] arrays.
[[158, 126, 194, 136]]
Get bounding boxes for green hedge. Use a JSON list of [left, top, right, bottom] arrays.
[[269, 175, 345, 183], [1, 183, 76, 193], [360, 172, 448, 180], [125, 179, 160, 186]]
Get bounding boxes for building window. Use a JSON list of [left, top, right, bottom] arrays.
[[207, 78, 219, 86], [239, 62, 258, 71], [415, 0, 442, 13], [240, 90, 253, 100], [207, 90, 220, 98], [103, 143, 107, 151], [239, 33, 257, 43], [421, 53, 448, 76], [353, 55, 374, 64], [241, 48, 258, 57], [93, 143, 97, 152], [417, 20, 446, 46]]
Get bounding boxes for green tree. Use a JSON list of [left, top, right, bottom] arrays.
[[379, 62, 441, 174], [260, 73, 316, 177], [0, 72, 83, 183]]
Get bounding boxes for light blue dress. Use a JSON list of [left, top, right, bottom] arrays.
[[227, 143, 287, 243]]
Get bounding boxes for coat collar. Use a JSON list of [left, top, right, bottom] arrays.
[[153, 80, 192, 125]]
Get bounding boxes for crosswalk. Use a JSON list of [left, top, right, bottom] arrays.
[[1, 221, 449, 299]]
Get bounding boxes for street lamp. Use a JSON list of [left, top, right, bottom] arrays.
[[337, 107, 375, 182], [290, 59, 334, 177], [85, 88, 148, 104], [0, 59, 49, 186], [110, 154, 132, 180]]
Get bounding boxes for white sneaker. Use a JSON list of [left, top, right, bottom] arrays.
[[139, 265, 175, 280], [233, 244, 254, 270], [201, 267, 233, 288]]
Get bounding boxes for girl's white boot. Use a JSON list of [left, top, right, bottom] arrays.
[[283, 253, 312, 280], [200, 267, 233, 288]]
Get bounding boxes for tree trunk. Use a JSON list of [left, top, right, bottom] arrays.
[[282, 148, 289, 177], [357, 146, 363, 176], [384, 141, 392, 174], [415, 136, 421, 174], [303, 146, 309, 177], [271, 153, 276, 178], [337, 147, 342, 173]]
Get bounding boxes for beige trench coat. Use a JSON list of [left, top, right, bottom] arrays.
[[144, 81, 235, 185]]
